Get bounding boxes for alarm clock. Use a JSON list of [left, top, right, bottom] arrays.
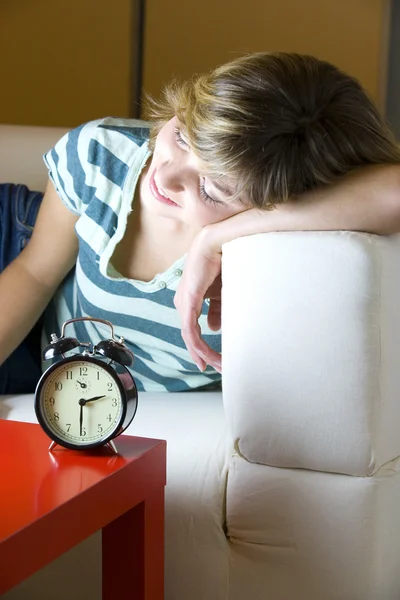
[[35, 317, 138, 454]]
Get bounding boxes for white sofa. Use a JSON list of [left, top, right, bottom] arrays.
[[1, 124, 400, 600]]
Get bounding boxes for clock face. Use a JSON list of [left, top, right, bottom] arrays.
[[36, 358, 125, 448]]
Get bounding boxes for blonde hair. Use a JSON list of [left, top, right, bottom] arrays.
[[144, 52, 400, 208]]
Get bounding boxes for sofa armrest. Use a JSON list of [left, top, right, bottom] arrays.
[[221, 231, 400, 477], [0, 124, 69, 191]]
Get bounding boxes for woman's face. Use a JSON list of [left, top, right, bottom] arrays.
[[139, 118, 249, 229]]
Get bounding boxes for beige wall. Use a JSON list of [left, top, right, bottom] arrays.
[[0, 0, 132, 127], [0, 0, 391, 127]]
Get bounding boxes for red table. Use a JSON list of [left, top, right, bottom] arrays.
[[0, 420, 166, 599]]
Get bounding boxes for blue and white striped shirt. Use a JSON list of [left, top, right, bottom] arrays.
[[42, 117, 221, 392]]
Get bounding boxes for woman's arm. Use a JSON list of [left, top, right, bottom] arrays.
[[175, 164, 400, 372], [211, 164, 400, 246], [0, 180, 79, 364]]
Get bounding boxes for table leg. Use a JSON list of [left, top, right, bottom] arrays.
[[102, 488, 165, 599]]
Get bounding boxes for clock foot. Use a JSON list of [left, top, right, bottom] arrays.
[[48, 441, 58, 452], [106, 440, 118, 455]]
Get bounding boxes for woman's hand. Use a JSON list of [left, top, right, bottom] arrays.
[[174, 227, 223, 373]]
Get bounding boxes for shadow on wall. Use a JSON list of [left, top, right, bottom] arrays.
[[386, 0, 400, 139]]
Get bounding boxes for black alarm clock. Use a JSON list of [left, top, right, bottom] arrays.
[[34, 317, 138, 454]]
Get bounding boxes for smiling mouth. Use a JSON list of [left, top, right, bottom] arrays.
[[150, 171, 179, 207]]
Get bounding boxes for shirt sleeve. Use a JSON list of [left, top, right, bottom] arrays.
[[43, 117, 151, 217], [43, 119, 108, 215]]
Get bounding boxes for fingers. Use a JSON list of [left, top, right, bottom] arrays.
[[180, 307, 222, 373], [173, 233, 223, 374], [207, 298, 221, 332], [193, 340, 222, 373]]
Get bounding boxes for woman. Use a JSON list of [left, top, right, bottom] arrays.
[[1, 52, 400, 392]]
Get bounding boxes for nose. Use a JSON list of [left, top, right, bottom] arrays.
[[157, 153, 198, 196]]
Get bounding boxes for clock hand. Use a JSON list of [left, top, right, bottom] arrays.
[[79, 403, 83, 436], [77, 380, 87, 389], [79, 395, 106, 405]]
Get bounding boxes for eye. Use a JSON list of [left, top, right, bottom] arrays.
[[199, 181, 224, 208], [173, 126, 190, 150]]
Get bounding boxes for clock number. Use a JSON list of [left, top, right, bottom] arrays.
[[54, 412, 60, 421], [111, 398, 117, 407], [66, 371, 73, 380], [81, 427, 87, 436], [107, 414, 112, 422], [49, 397, 55, 406], [107, 382, 113, 391], [97, 372, 100, 380], [80, 367, 88, 376], [97, 424, 103, 433], [55, 382, 62, 391], [66, 423, 71, 432]]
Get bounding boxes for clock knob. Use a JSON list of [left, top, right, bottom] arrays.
[[94, 339, 134, 366], [42, 336, 80, 360]]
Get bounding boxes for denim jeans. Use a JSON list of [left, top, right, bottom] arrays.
[[0, 184, 44, 393]]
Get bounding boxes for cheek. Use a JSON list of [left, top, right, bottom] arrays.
[[152, 131, 167, 156], [190, 204, 234, 227], [194, 202, 220, 222]]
